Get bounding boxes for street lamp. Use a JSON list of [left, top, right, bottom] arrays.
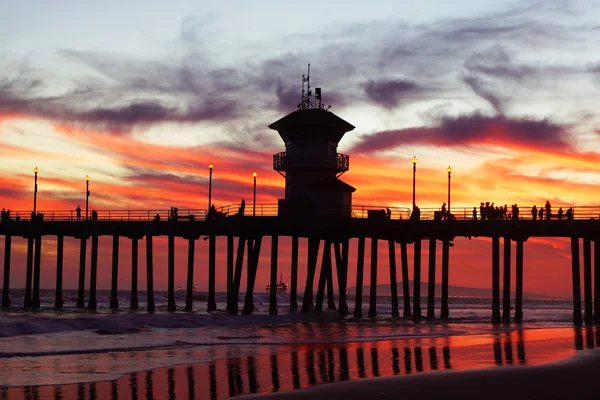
[[33, 167, 39, 215], [447, 166, 452, 216], [208, 162, 214, 210], [85, 175, 90, 220], [412, 156, 417, 209], [253, 171, 257, 216]]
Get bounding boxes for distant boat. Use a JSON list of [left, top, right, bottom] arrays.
[[266, 273, 288, 294], [177, 281, 197, 292]]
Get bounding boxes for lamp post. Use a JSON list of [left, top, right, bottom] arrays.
[[85, 175, 90, 220], [412, 156, 417, 209], [33, 167, 39, 215], [447, 166, 452, 216], [253, 172, 257, 216], [208, 162, 214, 210]]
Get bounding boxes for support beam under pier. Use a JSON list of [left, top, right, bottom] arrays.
[[388, 240, 399, 318], [24, 237, 34, 308], [491, 237, 501, 324], [583, 238, 593, 325], [87, 235, 99, 311], [315, 240, 331, 313], [226, 235, 234, 313], [427, 237, 436, 321], [440, 240, 450, 319], [571, 237, 583, 326], [301, 238, 320, 313], [290, 236, 299, 312], [185, 238, 195, 312], [207, 236, 217, 312], [2, 235, 11, 308], [76, 237, 87, 309], [229, 237, 246, 314], [131, 237, 139, 310], [32, 236, 42, 308], [400, 242, 411, 318], [110, 236, 119, 310], [412, 238, 422, 323], [502, 237, 511, 323], [146, 235, 155, 313], [269, 235, 278, 315], [54, 235, 64, 309], [353, 237, 365, 319], [368, 238, 378, 319], [595, 239, 600, 325], [515, 240, 524, 323], [242, 237, 262, 315], [168, 235, 176, 312]]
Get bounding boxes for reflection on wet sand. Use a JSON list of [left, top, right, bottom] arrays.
[[2, 328, 597, 400]]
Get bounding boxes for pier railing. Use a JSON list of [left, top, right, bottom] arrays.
[[4, 205, 600, 222]]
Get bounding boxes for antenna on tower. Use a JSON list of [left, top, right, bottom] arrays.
[[298, 63, 328, 110]]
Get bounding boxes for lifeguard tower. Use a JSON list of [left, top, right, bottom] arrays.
[[270, 65, 356, 217]]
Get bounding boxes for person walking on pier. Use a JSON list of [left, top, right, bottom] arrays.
[[473, 207, 478, 220], [441, 203, 447, 220], [566, 207, 574, 220], [75, 206, 81, 221], [531, 205, 537, 221], [545, 201, 551, 221], [239, 199, 246, 216], [480, 203, 485, 221], [1, 208, 5, 221], [386, 207, 391, 220], [410, 205, 420, 221], [538, 207, 544, 220], [557, 207, 564, 220]]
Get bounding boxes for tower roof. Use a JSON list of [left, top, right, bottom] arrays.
[[307, 176, 356, 192], [269, 108, 355, 144]]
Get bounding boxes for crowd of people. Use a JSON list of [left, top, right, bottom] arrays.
[[476, 202, 521, 220]]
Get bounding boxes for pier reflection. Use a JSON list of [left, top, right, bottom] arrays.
[[4, 328, 598, 400]]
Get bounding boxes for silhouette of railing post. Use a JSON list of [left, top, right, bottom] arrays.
[[24, 236, 34, 307], [368, 238, 378, 318], [571, 237, 583, 325], [491, 236, 501, 324], [502, 237, 511, 323], [412, 238, 422, 323], [594, 240, 600, 325], [54, 235, 64, 309], [131, 237, 139, 310], [87, 234, 99, 310], [167, 235, 176, 312], [207, 236, 217, 312], [269, 235, 278, 315], [301, 238, 320, 313], [315, 240, 331, 313], [353, 237, 365, 318], [76, 237, 87, 309], [109, 235, 119, 310], [146, 235, 155, 313], [229, 237, 246, 314], [515, 240, 524, 323], [583, 238, 593, 325], [290, 236, 299, 312], [441, 239, 450, 319], [226, 235, 234, 313], [1, 234, 11, 308], [427, 237, 436, 320], [388, 240, 400, 318], [400, 242, 411, 318], [32, 236, 42, 308], [185, 237, 196, 312]]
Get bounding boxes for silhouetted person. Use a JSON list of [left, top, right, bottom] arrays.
[[15, 213, 20, 222], [386, 207, 391, 220], [473, 207, 478, 220], [30, 211, 36, 221], [1, 208, 5, 221], [239, 199, 246, 216], [441, 203, 446, 220], [557, 207, 564, 220], [5, 209, 10, 220], [76, 206, 81, 221], [513, 204, 519, 220], [545, 201, 551, 221], [566, 207, 574, 220], [539, 208, 544, 220], [410, 205, 420, 221], [154, 213, 160, 222], [531, 205, 537, 221], [91, 210, 98, 221], [208, 204, 217, 220], [480, 203, 485, 221]]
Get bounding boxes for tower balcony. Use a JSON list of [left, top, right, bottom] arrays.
[[273, 152, 349, 173]]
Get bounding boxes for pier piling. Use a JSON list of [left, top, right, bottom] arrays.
[[131, 237, 139, 310], [400, 242, 411, 318], [440, 240, 450, 319], [315, 240, 331, 313], [326, 245, 336, 312], [583, 238, 593, 325], [76, 237, 86, 309], [515, 240, 524, 323], [32, 236, 42, 308], [571, 237, 583, 326], [2, 235, 11, 308], [226, 235, 234, 313], [168, 235, 176, 312], [242, 236, 262, 315], [185, 238, 195, 312], [24, 236, 34, 308], [412, 238, 422, 323], [54, 235, 64, 309], [492, 237, 501, 324], [110, 236, 119, 310], [301, 238, 320, 313], [594, 239, 600, 325], [269, 235, 278, 315], [427, 237, 436, 320], [207, 235, 217, 312], [502, 237, 511, 323], [146, 235, 155, 313], [353, 237, 365, 318], [368, 238, 378, 319], [87, 235, 98, 310], [230, 237, 246, 314], [337, 240, 349, 316], [388, 240, 400, 318], [290, 236, 299, 312]]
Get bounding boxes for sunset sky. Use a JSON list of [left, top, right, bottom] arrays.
[[1, 1, 599, 298]]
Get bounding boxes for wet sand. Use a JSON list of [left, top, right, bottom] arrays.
[[247, 348, 600, 400]]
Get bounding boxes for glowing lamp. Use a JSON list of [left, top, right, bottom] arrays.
[[447, 166, 452, 174], [412, 156, 417, 165], [253, 172, 257, 178], [209, 162, 214, 169], [34, 167, 39, 174], [85, 175, 90, 182]]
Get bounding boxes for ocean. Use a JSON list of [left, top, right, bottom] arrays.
[[0, 289, 595, 399]]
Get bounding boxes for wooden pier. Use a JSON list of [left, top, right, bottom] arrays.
[[1, 208, 600, 325]]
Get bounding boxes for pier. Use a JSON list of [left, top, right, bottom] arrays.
[[1, 207, 600, 325]]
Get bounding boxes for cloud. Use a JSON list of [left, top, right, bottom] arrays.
[[351, 113, 569, 153], [462, 75, 505, 114], [364, 79, 420, 109]]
